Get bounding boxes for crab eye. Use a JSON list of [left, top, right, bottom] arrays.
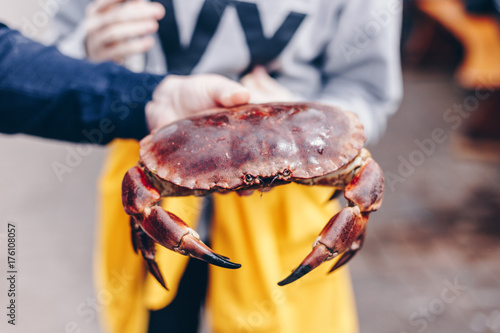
[[244, 174, 254, 184], [282, 169, 291, 177]]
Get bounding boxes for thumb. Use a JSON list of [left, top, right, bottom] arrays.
[[204, 75, 250, 107]]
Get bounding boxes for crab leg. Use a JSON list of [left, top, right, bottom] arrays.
[[131, 217, 167, 288], [122, 166, 240, 289], [278, 157, 384, 286]]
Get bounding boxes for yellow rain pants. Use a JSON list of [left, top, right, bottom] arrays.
[[96, 139, 359, 333]]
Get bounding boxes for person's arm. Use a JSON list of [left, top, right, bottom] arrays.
[[316, 0, 403, 143], [0, 24, 250, 143], [0, 23, 159, 144]]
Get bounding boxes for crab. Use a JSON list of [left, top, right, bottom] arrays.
[[121, 102, 384, 288]]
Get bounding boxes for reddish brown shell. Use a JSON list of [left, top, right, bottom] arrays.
[[140, 102, 366, 190]]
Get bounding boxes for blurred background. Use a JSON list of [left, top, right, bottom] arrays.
[[1, 0, 500, 332]]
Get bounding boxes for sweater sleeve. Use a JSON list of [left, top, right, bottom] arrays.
[[0, 23, 164, 144], [316, 0, 403, 143]]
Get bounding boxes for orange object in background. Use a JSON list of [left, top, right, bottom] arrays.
[[408, 0, 500, 154], [417, 0, 500, 89]]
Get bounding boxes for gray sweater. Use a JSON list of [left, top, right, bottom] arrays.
[[47, 0, 403, 143]]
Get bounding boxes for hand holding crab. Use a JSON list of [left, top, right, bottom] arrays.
[[122, 102, 384, 289]]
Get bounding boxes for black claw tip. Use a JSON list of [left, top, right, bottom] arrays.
[[215, 253, 231, 261], [146, 260, 168, 290], [328, 189, 342, 201], [277, 265, 312, 286], [201, 253, 241, 269], [131, 233, 139, 254]]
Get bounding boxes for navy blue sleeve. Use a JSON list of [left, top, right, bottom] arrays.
[[0, 23, 164, 144]]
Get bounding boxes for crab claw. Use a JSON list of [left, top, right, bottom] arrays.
[[278, 243, 336, 286], [328, 232, 365, 273], [128, 217, 167, 289], [142, 206, 241, 269], [139, 229, 168, 289], [176, 231, 241, 268], [123, 166, 241, 289], [279, 156, 383, 286], [278, 206, 367, 286], [130, 216, 168, 288]]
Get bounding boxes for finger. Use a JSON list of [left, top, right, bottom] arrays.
[[240, 67, 280, 103], [93, 19, 158, 46], [99, 35, 155, 61], [87, 1, 164, 33], [240, 66, 269, 90], [240, 71, 260, 90], [239, 76, 270, 104], [92, 0, 127, 13], [249, 66, 270, 88], [245, 66, 294, 102], [99, 1, 165, 28], [252, 65, 269, 77], [221, 88, 251, 107], [240, 69, 256, 85], [252, 66, 282, 90], [205, 76, 250, 107]]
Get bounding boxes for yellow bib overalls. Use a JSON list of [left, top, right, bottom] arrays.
[[96, 139, 358, 333]]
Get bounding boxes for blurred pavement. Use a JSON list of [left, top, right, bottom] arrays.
[[352, 68, 500, 333]]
